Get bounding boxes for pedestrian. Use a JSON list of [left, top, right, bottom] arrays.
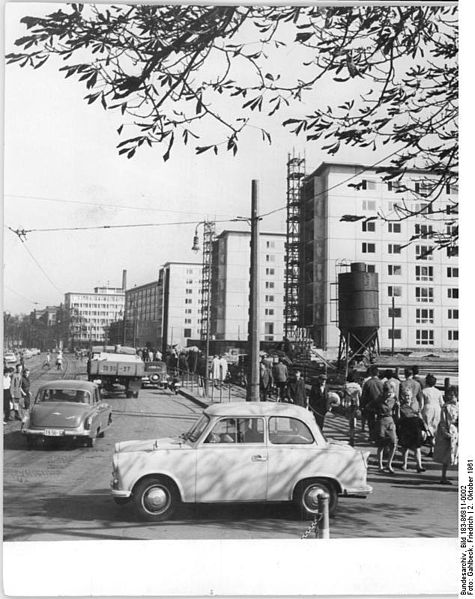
[[259, 357, 272, 401], [343, 370, 362, 446], [218, 355, 228, 386], [288, 370, 307, 408], [396, 387, 427, 472], [3, 368, 12, 423], [367, 380, 399, 473], [412, 365, 425, 391], [56, 351, 63, 371], [272, 359, 288, 401], [9, 364, 25, 421], [148, 349, 154, 363], [433, 386, 459, 485], [399, 368, 423, 412], [383, 369, 400, 400], [21, 368, 31, 411], [178, 352, 189, 374], [211, 355, 220, 387], [360, 365, 383, 437], [421, 374, 444, 457], [309, 373, 330, 430]]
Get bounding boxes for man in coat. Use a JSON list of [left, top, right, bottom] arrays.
[[272, 359, 288, 401], [259, 358, 272, 401], [288, 370, 307, 408], [309, 373, 330, 430]]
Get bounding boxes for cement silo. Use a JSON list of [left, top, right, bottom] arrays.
[[337, 262, 380, 368]]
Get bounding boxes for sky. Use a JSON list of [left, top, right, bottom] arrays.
[[2, 3, 449, 314]]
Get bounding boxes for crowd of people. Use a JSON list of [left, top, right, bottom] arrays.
[[3, 363, 31, 423]]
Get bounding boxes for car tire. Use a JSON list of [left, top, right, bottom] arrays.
[[26, 435, 34, 450], [86, 434, 96, 448], [113, 497, 130, 506], [295, 479, 338, 519], [98, 429, 105, 438], [133, 477, 178, 522]]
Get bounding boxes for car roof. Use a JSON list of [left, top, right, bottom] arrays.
[[37, 379, 99, 392], [205, 401, 315, 422]]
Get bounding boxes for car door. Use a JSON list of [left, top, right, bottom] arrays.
[[195, 417, 267, 502], [266, 416, 319, 501]]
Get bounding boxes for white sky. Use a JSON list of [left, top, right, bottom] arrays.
[[2, 3, 440, 313]]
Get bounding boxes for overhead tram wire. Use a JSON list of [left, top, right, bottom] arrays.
[[4, 285, 41, 306], [258, 147, 405, 219]]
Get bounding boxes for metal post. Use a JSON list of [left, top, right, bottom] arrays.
[[391, 296, 395, 356], [247, 180, 261, 402], [317, 492, 330, 539]]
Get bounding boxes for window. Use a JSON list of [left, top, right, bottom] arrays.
[[185, 308, 192, 314], [362, 221, 376, 232], [265, 308, 274, 316], [447, 246, 459, 257], [415, 181, 432, 196], [388, 223, 401, 233], [265, 295, 274, 302], [184, 328, 192, 338], [268, 417, 314, 444], [362, 242, 375, 253], [266, 255, 275, 263], [265, 281, 275, 289], [388, 201, 401, 212], [414, 202, 432, 214], [446, 204, 458, 215], [264, 322, 274, 341], [416, 330, 434, 345], [416, 309, 433, 324], [184, 318, 192, 324], [448, 309, 459, 319], [388, 329, 401, 339], [388, 265, 402, 276], [367, 264, 376, 273], [185, 288, 193, 294], [185, 299, 192, 304], [448, 288, 459, 299], [266, 240, 275, 249], [388, 286, 402, 297], [205, 418, 264, 444], [388, 307, 401, 318], [388, 244, 401, 254], [362, 200, 376, 211], [266, 268, 275, 276], [415, 265, 433, 281], [416, 287, 434, 303], [361, 179, 377, 191], [448, 330, 459, 341], [415, 224, 433, 238], [447, 267, 459, 278], [388, 181, 404, 192], [186, 279, 193, 284], [415, 245, 433, 260]]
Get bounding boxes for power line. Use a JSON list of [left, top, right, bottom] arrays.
[[259, 148, 404, 219], [5, 193, 238, 219], [4, 285, 41, 306], [18, 240, 63, 294]]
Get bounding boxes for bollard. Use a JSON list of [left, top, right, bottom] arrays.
[[317, 492, 330, 539]]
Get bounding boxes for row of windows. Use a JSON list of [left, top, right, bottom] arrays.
[[387, 287, 458, 300], [387, 329, 458, 344], [388, 308, 458, 322], [362, 222, 436, 236], [362, 242, 457, 259], [360, 178, 457, 195]]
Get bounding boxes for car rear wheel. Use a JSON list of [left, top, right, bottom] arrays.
[[295, 479, 338, 519], [133, 477, 178, 522]]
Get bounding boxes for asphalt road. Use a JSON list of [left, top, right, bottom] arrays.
[[3, 355, 458, 541]]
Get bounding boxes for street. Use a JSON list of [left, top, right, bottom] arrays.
[[3, 356, 457, 541]]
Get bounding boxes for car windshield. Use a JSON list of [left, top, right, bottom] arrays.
[[183, 414, 210, 443], [36, 389, 91, 404]]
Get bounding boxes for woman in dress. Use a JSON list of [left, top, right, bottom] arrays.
[[433, 386, 459, 485], [396, 387, 427, 472], [421, 374, 444, 456]]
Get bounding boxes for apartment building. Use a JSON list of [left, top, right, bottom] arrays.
[[299, 162, 459, 353], [210, 230, 285, 342], [124, 280, 160, 348], [64, 285, 125, 346], [157, 262, 202, 351]]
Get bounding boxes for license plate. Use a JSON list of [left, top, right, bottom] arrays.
[[44, 429, 64, 437]]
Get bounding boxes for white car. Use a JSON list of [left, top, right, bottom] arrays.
[[4, 351, 17, 364], [111, 402, 372, 521]]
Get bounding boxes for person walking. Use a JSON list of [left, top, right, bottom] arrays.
[[218, 355, 228, 386], [211, 355, 221, 387], [21, 368, 32, 412], [56, 350, 63, 371], [343, 371, 362, 446], [259, 358, 272, 401], [367, 381, 399, 473], [288, 370, 307, 408], [309, 374, 330, 430], [360, 365, 383, 437], [421, 374, 444, 457], [272, 359, 288, 401], [433, 386, 458, 485], [10, 364, 25, 421], [43, 351, 51, 369], [399, 368, 423, 412], [396, 387, 426, 472], [3, 368, 12, 423]]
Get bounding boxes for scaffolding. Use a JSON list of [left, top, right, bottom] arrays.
[[284, 153, 306, 340], [200, 221, 216, 341]]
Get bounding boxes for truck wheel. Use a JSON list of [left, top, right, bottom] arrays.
[[295, 479, 338, 519], [133, 477, 178, 522]]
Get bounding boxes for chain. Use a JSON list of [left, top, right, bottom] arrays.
[[300, 513, 322, 539]]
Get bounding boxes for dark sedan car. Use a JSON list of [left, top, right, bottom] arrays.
[[22, 380, 112, 449]]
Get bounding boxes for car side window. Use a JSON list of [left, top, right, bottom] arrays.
[[236, 418, 264, 443], [204, 418, 237, 444], [268, 417, 314, 445]]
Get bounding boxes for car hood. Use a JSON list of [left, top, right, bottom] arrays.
[[30, 402, 89, 428], [115, 437, 186, 453]]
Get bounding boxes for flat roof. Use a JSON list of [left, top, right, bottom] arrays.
[[305, 161, 442, 181]]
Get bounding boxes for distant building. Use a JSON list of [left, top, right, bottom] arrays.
[[124, 280, 160, 348], [64, 285, 125, 347], [299, 162, 459, 353], [210, 230, 285, 343], [31, 305, 59, 327], [157, 262, 202, 351]]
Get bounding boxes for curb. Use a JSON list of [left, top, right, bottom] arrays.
[[178, 388, 210, 409]]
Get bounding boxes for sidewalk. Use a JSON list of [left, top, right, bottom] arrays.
[[178, 381, 246, 409]]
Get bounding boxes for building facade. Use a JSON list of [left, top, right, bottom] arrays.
[[157, 262, 202, 351], [64, 286, 125, 347], [299, 162, 458, 354], [124, 280, 160, 348], [210, 230, 286, 343]]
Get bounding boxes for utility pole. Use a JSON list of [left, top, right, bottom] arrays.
[[247, 180, 261, 401], [391, 296, 395, 356]]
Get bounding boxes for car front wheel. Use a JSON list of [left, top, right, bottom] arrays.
[[133, 477, 178, 522], [295, 479, 338, 519]]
